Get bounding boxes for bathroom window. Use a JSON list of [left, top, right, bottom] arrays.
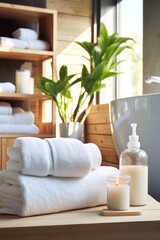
[[116, 0, 143, 99], [98, 0, 143, 103]]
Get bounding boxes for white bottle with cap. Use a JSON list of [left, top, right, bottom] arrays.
[[119, 123, 148, 206]]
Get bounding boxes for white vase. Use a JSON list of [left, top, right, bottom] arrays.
[[59, 122, 84, 142]]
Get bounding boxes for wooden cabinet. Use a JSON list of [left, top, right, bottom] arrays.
[[0, 3, 57, 170]]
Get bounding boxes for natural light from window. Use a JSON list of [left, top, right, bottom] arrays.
[[100, 0, 143, 103], [117, 0, 143, 99]]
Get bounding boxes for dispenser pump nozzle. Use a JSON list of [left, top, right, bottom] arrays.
[[127, 123, 140, 149]]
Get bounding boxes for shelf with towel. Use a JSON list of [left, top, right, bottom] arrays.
[[0, 3, 57, 171], [0, 3, 57, 135]]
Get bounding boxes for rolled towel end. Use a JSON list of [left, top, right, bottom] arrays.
[[84, 143, 102, 170]]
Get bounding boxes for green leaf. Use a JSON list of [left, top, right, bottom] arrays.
[[59, 65, 67, 81], [75, 41, 94, 56]]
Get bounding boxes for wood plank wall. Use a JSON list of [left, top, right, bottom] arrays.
[[46, 0, 93, 128], [85, 104, 119, 168], [47, 0, 92, 75]]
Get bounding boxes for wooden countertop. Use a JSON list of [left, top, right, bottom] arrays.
[[0, 195, 160, 240]]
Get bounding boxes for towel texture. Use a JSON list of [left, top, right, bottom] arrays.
[[0, 124, 39, 134], [0, 82, 16, 93], [0, 37, 27, 49], [7, 137, 102, 177], [12, 28, 38, 40], [0, 37, 50, 50], [0, 102, 12, 115], [25, 39, 50, 50], [0, 166, 119, 217], [13, 107, 35, 124], [0, 107, 34, 124]]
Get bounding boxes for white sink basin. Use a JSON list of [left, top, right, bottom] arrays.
[[110, 93, 160, 201]]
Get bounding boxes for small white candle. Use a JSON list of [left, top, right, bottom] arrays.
[[16, 69, 32, 94], [107, 175, 130, 211]]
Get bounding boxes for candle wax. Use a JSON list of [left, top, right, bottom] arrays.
[[107, 183, 130, 211]]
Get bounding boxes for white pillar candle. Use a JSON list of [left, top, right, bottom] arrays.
[[16, 69, 33, 94], [107, 175, 130, 211], [120, 165, 148, 206]]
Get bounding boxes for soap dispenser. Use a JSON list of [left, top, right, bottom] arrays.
[[119, 123, 148, 206]]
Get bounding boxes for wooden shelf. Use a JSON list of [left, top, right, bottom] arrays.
[[0, 3, 57, 170], [0, 3, 57, 19], [0, 48, 55, 61], [0, 93, 52, 101]]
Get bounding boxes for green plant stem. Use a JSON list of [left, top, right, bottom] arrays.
[[77, 94, 94, 123]]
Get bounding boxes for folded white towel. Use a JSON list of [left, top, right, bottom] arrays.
[[13, 107, 35, 124], [0, 102, 12, 115], [0, 108, 35, 124], [25, 39, 50, 50], [0, 166, 119, 217], [7, 137, 102, 177], [0, 37, 50, 51], [12, 28, 38, 40], [0, 37, 27, 49], [0, 115, 14, 124], [0, 124, 39, 134], [0, 82, 16, 93]]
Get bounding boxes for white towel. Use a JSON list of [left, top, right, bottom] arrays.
[[0, 102, 12, 115], [12, 28, 38, 40], [0, 37, 27, 49], [13, 107, 35, 124], [45, 138, 102, 177], [0, 82, 16, 93], [0, 115, 14, 124], [0, 37, 50, 51], [0, 124, 39, 134], [0, 166, 119, 217], [0, 108, 35, 124], [25, 39, 50, 50], [7, 137, 102, 177]]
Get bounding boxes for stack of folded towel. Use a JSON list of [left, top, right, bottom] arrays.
[[0, 28, 50, 50], [0, 102, 39, 134], [0, 82, 16, 93], [0, 137, 119, 217]]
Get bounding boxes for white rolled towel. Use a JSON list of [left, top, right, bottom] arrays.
[[0, 115, 14, 124], [13, 107, 35, 124], [25, 39, 50, 50], [0, 102, 12, 115], [0, 166, 119, 217], [0, 108, 35, 124], [0, 124, 39, 134], [0, 37, 27, 49], [7, 137, 102, 177], [0, 82, 16, 93], [12, 28, 38, 40], [46, 138, 102, 177]]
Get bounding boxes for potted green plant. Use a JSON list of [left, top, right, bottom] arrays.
[[37, 22, 134, 139]]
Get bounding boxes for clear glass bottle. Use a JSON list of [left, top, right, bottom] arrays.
[[119, 123, 148, 206]]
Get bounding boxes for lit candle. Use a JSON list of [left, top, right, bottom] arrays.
[[107, 175, 130, 211]]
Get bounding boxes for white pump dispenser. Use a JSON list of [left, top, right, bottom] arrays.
[[119, 123, 148, 206], [127, 123, 140, 149]]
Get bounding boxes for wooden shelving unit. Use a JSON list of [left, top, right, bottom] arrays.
[[0, 3, 57, 170], [0, 92, 51, 101]]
